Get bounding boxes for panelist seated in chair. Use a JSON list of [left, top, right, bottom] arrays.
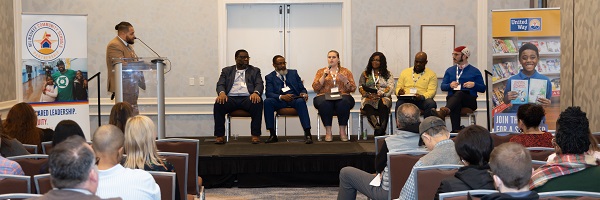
[[359, 52, 395, 136], [395, 52, 438, 118], [263, 55, 312, 144], [214, 49, 264, 144]]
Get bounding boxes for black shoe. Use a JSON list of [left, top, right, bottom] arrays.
[[265, 135, 278, 143], [304, 136, 313, 144]]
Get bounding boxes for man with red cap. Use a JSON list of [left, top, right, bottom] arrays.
[[436, 46, 485, 132]]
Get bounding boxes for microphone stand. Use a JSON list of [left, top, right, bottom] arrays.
[[135, 37, 164, 63]]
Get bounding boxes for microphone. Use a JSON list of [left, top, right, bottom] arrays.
[[325, 65, 331, 76], [135, 37, 164, 64]]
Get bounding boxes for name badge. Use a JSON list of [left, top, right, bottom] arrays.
[[281, 86, 290, 92], [454, 85, 461, 90], [409, 88, 417, 94], [331, 87, 339, 93]]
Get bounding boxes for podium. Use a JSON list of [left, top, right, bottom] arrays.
[[113, 57, 166, 139]]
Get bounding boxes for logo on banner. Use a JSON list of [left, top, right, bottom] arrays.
[[25, 21, 66, 61], [55, 75, 70, 89], [510, 18, 542, 32]]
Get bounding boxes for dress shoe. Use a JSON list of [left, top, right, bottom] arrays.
[[251, 136, 261, 144], [215, 136, 225, 144], [435, 107, 451, 119], [305, 135, 313, 144], [265, 135, 278, 143]]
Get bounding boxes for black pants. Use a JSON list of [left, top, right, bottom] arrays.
[[313, 95, 355, 126], [363, 100, 390, 136], [395, 98, 437, 118], [213, 96, 263, 136], [445, 91, 477, 132]]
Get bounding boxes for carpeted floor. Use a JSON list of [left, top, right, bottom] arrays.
[[204, 187, 368, 200]]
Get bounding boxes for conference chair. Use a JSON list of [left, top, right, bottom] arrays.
[[7, 154, 49, 191], [41, 141, 52, 155], [527, 147, 555, 161], [358, 109, 393, 140], [387, 150, 428, 200], [490, 131, 520, 147], [22, 144, 38, 154], [538, 190, 600, 199], [414, 164, 463, 200], [274, 108, 301, 141], [316, 112, 350, 141], [532, 160, 547, 170], [158, 152, 188, 200], [438, 189, 498, 200], [0, 193, 42, 199], [33, 174, 52, 194], [226, 109, 252, 142], [148, 171, 176, 200], [374, 135, 390, 155], [0, 174, 32, 194], [156, 138, 200, 196]]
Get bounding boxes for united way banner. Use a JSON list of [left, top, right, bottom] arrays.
[[22, 14, 90, 139]]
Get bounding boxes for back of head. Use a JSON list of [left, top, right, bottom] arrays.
[[49, 135, 95, 189], [3, 102, 40, 144], [123, 115, 160, 169], [556, 106, 590, 154], [489, 142, 532, 189], [517, 103, 545, 129], [109, 102, 134, 133], [53, 120, 86, 147], [455, 125, 494, 166], [396, 103, 421, 129], [92, 125, 124, 155]]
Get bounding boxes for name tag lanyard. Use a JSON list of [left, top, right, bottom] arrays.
[[371, 70, 380, 90], [455, 65, 464, 84], [278, 72, 287, 87]]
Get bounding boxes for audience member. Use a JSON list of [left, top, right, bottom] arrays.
[[93, 125, 160, 200], [398, 116, 461, 200], [530, 107, 600, 192], [509, 103, 553, 147], [0, 114, 30, 157], [547, 130, 600, 163], [53, 120, 86, 147], [482, 142, 538, 200], [108, 102, 134, 133], [29, 136, 121, 200], [435, 125, 495, 199], [337, 103, 423, 200], [358, 52, 395, 136], [395, 52, 438, 118], [0, 133, 25, 176], [312, 50, 356, 142], [2, 102, 52, 148]]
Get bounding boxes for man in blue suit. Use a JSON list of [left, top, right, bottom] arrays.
[[263, 55, 312, 144]]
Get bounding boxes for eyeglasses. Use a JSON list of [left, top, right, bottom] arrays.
[[372, 59, 381, 62], [275, 62, 287, 65], [238, 56, 250, 60]]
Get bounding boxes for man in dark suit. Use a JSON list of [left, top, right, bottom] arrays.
[[214, 49, 264, 144], [263, 55, 312, 144], [106, 21, 145, 114], [29, 136, 121, 200]]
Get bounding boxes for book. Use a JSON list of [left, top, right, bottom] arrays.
[[504, 39, 517, 53], [492, 39, 504, 53], [528, 79, 548, 103], [547, 40, 560, 53], [538, 41, 549, 53], [511, 80, 529, 105]]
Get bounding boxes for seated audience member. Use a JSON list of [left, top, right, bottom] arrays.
[[93, 125, 160, 200], [29, 136, 121, 200], [509, 103, 553, 147], [263, 55, 312, 144], [0, 133, 25, 176], [530, 107, 600, 192], [398, 116, 462, 200], [53, 120, 86, 146], [0, 115, 30, 157], [547, 131, 600, 163], [123, 115, 180, 200], [359, 52, 395, 136], [481, 142, 539, 200], [2, 102, 52, 148], [337, 103, 422, 200], [435, 125, 495, 199], [108, 102, 134, 133]]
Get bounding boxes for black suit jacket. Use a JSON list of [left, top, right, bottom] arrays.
[[216, 65, 264, 96], [265, 69, 307, 99]]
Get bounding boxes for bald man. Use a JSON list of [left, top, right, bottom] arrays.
[[93, 125, 160, 200], [395, 52, 438, 118]]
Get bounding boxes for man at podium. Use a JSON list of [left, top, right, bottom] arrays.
[[106, 21, 146, 114]]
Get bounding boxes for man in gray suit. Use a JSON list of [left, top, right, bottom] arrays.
[[29, 136, 120, 200]]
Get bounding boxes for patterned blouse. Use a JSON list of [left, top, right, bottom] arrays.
[[509, 131, 554, 147], [312, 66, 356, 96], [358, 70, 394, 109]]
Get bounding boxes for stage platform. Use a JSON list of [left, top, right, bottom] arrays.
[[196, 136, 376, 188]]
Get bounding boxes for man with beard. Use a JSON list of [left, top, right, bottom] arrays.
[[214, 49, 264, 144], [395, 52, 438, 117], [436, 46, 485, 133], [51, 60, 76, 101], [263, 55, 312, 144], [106, 21, 145, 114]]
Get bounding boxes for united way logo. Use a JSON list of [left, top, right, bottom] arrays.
[[26, 21, 66, 61], [529, 18, 542, 31], [56, 75, 70, 89], [510, 18, 542, 32]]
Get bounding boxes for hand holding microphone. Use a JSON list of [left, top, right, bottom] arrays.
[[323, 65, 332, 77]]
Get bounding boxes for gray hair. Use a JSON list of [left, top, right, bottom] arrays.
[[396, 103, 420, 128]]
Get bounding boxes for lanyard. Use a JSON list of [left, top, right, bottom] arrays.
[[331, 68, 338, 85], [278, 73, 286, 87], [371, 70, 380, 89], [412, 71, 423, 87], [456, 65, 464, 83]]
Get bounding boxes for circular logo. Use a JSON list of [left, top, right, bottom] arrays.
[[529, 19, 541, 31], [26, 21, 66, 61], [56, 75, 70, 89]]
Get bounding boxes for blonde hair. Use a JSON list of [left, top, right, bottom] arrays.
[[123, 115, 162, 169]]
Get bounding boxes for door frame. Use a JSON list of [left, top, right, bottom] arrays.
[[217, 0, 352, 72]]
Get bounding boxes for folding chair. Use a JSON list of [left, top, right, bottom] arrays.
[[414, 164, 463, 200], [33, 174, 52, 194], [374, 135, 390, 155], [527, 147, 555, 161], [156, 138, 200, 196], [531, 160, 547, 169], [0, 174, 31, 194], [158, 152, 188, 200], [226, 109, 252, 142], [41, 141, 52, 155], [538, 190, 600, 199], [438, 189, 498, 200], [358, 109, 393, 140], [387, 150, 428, 200], [7, 154, 49, 191], [22, 144, 38, 154], [316, 112, 350, 141], [148, 171, 176, 200], [490, 131, 520, 147]]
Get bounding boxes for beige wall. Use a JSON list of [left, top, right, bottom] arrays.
[[0, 0, 16, 102], [551, 0, 600, 132]]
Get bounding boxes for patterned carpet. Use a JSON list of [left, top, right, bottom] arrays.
[[204, 187, 368, 200]]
